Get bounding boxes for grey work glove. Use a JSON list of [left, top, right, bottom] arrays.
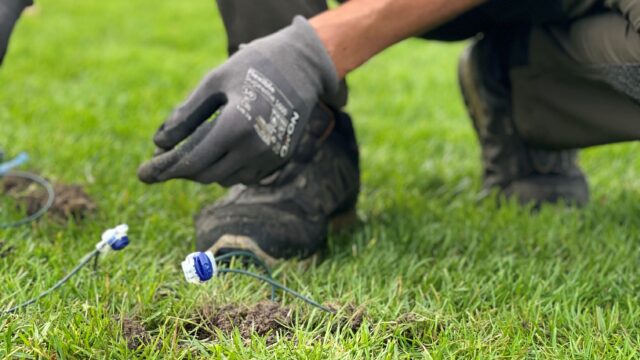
[[138, 16, 341, 186], [0, 0, 32, 66]]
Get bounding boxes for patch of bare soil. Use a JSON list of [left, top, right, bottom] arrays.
[[186, 301, 294, 345], [1, 173, 96, 222], [185, 301, 367, 346], [119, 317, 154, 350]]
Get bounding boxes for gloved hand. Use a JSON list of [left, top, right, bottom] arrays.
[[0, 0, 32, 66], [138, 16, 341, 186]]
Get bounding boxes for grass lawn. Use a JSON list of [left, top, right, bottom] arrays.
[[2, 0, 640, 358]]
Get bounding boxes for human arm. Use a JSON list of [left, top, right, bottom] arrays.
[[311, 0, 487, 78], [138, 0, 486, 186]]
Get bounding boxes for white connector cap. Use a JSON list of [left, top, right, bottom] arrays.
[[97, 224, 130, 253]]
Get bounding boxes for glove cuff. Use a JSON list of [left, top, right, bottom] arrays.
[[290, 16, 342, 106], [249, 16, 343, 109]]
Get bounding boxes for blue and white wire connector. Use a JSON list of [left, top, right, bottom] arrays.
[[2, 224, 131, 315], [96, 224, 130, 253], [180, 250, 334, 313], [182, 251, 217, 284]]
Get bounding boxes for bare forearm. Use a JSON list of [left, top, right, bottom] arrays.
[[310, 0, 487, 78]]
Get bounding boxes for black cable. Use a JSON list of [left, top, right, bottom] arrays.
[[0, 153, 122, 315], [217, 268, 334, 313], [2, 249, 100, 315], [0, 171, 55, 229], [215, 251, 273, 277], [215, 251, 277, 300], [0, 168, 92, 315]]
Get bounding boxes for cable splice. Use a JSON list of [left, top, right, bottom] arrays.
[[2, 224, 130, 315], [0, 152, 129, 315], [181, 251, 334, 313]]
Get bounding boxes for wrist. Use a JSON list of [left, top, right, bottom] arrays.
[[290, 16, 342, 100], [309, 18, 352, 79], [309, 0, 489, 78], [309, 3, 386, 79]]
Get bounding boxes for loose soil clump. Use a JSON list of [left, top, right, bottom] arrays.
[[187, 301, 294, 345], [186, 301, 366, 345], [1, 174, 96, 223]]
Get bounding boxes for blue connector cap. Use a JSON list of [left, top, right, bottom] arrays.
[[97, 224, 130, 253], [182, 251, 217, 284], [194, 252, 215, 281], [110, 235, 129, 250]]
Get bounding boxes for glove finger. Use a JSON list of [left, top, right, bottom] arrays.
[[221, 161, 278, 187], [138, 151, 181, 184], [153, 147, 167, 157], [195, 150, 279, 187], [192, 152, 243, 185], [219, 167, 247, 188], [138, 121, 224, 183], [154, 79, 227, 150]]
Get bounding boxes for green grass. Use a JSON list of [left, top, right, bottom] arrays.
[[2, 0, 640, 358]]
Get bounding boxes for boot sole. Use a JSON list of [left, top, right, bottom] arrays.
[[207, 235, 320, 268], [508, 175, 590, 207], [207, 207, 359, 268]]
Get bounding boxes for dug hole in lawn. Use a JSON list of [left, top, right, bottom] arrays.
[[2, 172, 96, 223]]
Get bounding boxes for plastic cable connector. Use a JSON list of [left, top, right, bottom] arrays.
[[96, 224, 130, 253], [182, 251, 216, 284]]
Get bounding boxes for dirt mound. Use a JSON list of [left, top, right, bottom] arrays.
[[187, 301, 294, 345], [1, 173, 96, 223], [114, 301, 366, 350], [185, 301, 366, 345]]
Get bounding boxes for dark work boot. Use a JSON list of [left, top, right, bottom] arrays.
[[458, 32, 589, 206], [195, 104, 360, 266]]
